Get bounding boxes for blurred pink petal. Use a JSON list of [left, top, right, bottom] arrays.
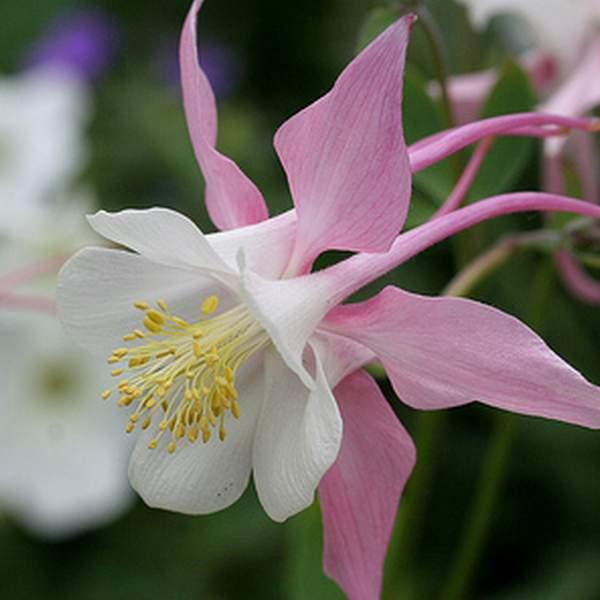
[[320, 370, 415, 600], [180, 0, 268, 230], [274, 16, 414, 274]]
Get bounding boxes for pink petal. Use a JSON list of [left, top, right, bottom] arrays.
[[274, 16, 414, 274], [541, 35, 600, 156], [433, 52, 557, 126], [320, 369, 416, 600], [180, 0, 268, 229], [408, 112, 598, 173], [324, 287, 600, 427], [542, 145, 600, 305]]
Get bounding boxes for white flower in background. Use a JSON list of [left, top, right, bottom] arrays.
[[0, 67, 90, 243], [0, 62, 133, 538], [457, 0, 600, 71], [0, 310, 132, 538]]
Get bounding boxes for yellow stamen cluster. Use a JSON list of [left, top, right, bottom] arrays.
[[101, 295, 268, 454]]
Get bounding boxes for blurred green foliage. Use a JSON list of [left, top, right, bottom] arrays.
[[2, 1, 600, 599]]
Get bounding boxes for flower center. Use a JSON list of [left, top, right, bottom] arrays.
[[102, 295, 269, 454]]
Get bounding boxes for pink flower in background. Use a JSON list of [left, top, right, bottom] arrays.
[[448, 1, 600, 304], [58, 1, 600, 598]]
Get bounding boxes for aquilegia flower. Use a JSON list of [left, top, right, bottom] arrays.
[[58, 1, 600, 598]]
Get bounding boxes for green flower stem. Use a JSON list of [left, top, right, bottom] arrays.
[[415, 5, 455, 131], [439, 414, 517, 600], [383, 235, 548, 599], [440, 259, 555, 600]]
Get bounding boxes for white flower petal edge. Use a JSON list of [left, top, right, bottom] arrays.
[[252, 347, 343, 522], [128, 360, 264, 515], [88, 208, 236, 281]]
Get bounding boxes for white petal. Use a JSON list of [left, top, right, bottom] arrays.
[[240, 258, 341, 389], [128, 360, 264, 514], [57, 247, 231, 355], [88, 208, 237, 284], [0, 312, 132, 538], [252, 347, 342, 522], [207, 209, 297, 279]]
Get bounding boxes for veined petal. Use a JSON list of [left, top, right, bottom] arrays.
[[88, 208, 235, 281], [274, 16, 414, 274], [252, 347, 342, 522], [239, 258, 342, 388], [180, 0, 268, 229], [324, 287, 600, 427], [310, 331, 374, 389], [320, 370, 415, 600], [128, 360, 264, 514], [57, 247, 229, 355], [208, 209, 297, 279]]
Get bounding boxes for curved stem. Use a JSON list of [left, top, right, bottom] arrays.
[[433, 137, 494, 219], [416, 5, 454, 130]]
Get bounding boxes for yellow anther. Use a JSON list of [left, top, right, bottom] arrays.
[[112, 347, 129, 357], [167, 441, 177, 454], [232, 400, 241, 419], [157, 298, 169, 313], [175, 424, 186, 439], [192, 330, 203, 339], [200, 415, 209, 431], [125, 422, 135, 433], [185, 389, 193, 401], [193, 341, 203, 358], [208, 412, 217, 427], [134, 329, 145, 339], [130, 414, 140, 423], [134, 301, 150, 310], [172, 316, 189, 328], [188, 427, 199, 443], [118, 379, 130, 389], [118, 395, 135, 407], [108, 356, 121, 364], [159, 419, 169, 431], [202, 429, 211, 443], [143, 316, 162, 333], [219, 425, 227, 441], [201, 295, 220, 315], [225, 367, 234, 382], [142, 416, 152, 430], [148, 439, 158, 450], [156, 348, 176, 359], [123, 333, 137, 342], [145, 398, 157, 409], [111, 368, 124, 377], [101, 389, 112, 400], [147, 309, 165, 325]]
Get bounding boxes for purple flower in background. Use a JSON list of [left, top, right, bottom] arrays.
[[25, 9, 120, 82], [158, 36, 241, 99]]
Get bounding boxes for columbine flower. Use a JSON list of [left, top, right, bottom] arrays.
[[58, 1, 600, 598], [0, 68, 90, 242], [0, 308, 132, 538]]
